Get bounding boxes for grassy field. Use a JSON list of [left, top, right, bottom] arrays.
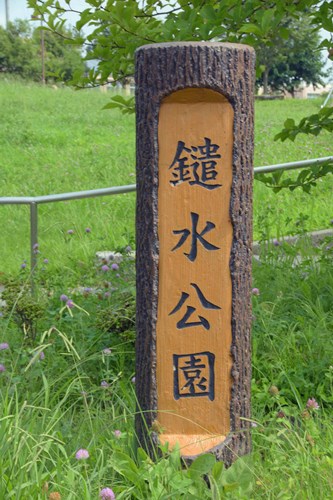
[[0, 78, 332, 274], [0, 78, 332, 498]]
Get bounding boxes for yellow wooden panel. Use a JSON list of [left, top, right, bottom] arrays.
[[157, 88, 234, 456]]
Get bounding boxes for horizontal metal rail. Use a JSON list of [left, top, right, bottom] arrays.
[[0, 157, 332, 207], [0, 184, 137, 205], [254, 156, 333, 175], [0, 156, 332, 293]]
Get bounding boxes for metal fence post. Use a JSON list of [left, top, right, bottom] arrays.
[[30, 202, 38, 295]]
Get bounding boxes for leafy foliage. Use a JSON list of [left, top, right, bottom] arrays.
[[27, 1, 333, 102], [256, 107, 333, 192], [276, 107, 333, 141]]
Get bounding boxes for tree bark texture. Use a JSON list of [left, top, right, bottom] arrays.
[[135, 42, 255, 466]]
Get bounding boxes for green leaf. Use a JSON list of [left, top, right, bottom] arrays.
[[188, 453, 216, 477], [110, 451, 141, 486], [222, 456, 254, 493], [211, 461, 224, 481], [239, 23, 263, 36], [284, 118, 295, 129]]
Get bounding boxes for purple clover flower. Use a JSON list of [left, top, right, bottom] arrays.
[[0, 342, 9, 350], [113, 430, 121, 439], [33, 243, 39, 250], [21, 263, 27, 269], [60, 294, 68, 302], [75, 448, 89, 460], [66, 299, 74, 309], [306, 398, 320, 410], [111, 263, 119, 271], [39, 351, 45, 360], [252, 288, 260, 296], [104, 291, 111, 298], [101, 380, 109, 388], [67, 229, 74, 235], [103, 348, 112, 355], [273, 239, 280, 247], [125, 245, 132, 253], [43, 258, 49, 264], [85, 227, 91, 233], [100, 488, 116, 500], [101, 265, 109, 272], [0, 364, 6, 372]]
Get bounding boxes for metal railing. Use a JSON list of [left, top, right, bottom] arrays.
[[0, 156, 332, 290]]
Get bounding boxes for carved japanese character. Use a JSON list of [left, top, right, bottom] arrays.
[[173, 352, 215, 400]]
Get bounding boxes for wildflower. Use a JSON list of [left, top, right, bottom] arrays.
[[111, 263, 119, 271], [75, 448, 89, 460], [131, 376, 136, 384], [67, 229, 74, 235], [83, 287, 92, 294], [60, 294, 68, 302], [101, 265, 109, 272], [269, 385, 279, 396], [0, 364, 6, 372], [33, 243, 39, 250], [273, 239, 280, 246], [49, 493, 61, 500], [0, 342, 9, 350], [101, 380, 109, 388], [85, 227, 91, 233], [103, 348, 112, 355], [66, 299, 74, 309], [100, 487, 116, 500], [251, 422, 258, 428], [43, 258, 49, 264], [252, 287, 260, 296], [39, 351, 45, 360], [306, 398, 320, 410], [113, 430, 121, 438], [125, 245, 132, 253], [21, 263, 27, 269], [104, 291, 111, 298]]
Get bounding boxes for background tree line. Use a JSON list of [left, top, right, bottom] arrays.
[[0, 19, 86, 83]]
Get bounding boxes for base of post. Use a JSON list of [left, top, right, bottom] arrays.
[[159, 433, 227, 457]]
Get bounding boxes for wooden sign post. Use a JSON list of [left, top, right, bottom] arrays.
[[135, 42, 255, 465]]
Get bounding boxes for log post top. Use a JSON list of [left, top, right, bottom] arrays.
[[136, 41, 255, 53]]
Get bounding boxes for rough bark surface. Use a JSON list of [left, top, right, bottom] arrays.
[[135, 42, 255, 466]]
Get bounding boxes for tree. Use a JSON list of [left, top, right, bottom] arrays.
[[0, 20, 39, 80], [256, 16, 329, 95], [26, 1, 333, 85], [0, 19, 86, 83]]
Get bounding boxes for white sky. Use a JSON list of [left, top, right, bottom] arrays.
[[0, 0, 87, 27]]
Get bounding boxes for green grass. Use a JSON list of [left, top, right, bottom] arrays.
[[0, 78, 332, 274], [0, 77, 333, 498], [0, 240, 333, 498]]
